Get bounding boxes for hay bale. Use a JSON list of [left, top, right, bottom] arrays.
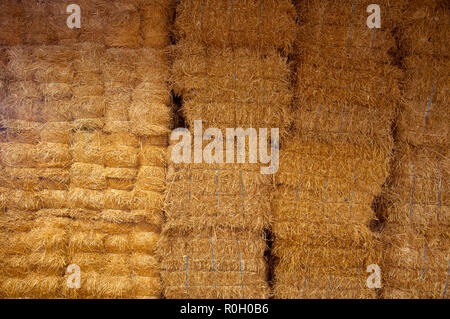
[[102, 47, 171, 136], [174, 0, 297, 52], [140, 0, 174, 49], [272, 136, 386, 298], [160, 136, 271, 298], [293, 0, 402, 148], [172, 41, 293, 133], [159, 229, 269, 298], [381, 143, 449, 299], [396, 2, 449, 147], [0, 1, 24, 45]]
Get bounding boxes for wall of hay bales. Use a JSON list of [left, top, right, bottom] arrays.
[[0, 0, 172, 298], [0, 0, 448, 300], [272, 0, 403, 298], [380, 0, 449, 299], [161, 0, 296, 298]]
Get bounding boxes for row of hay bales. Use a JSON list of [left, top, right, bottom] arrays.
[[381, 0, 449, 299], [0, 0, 172, 298], [272, 0, 403, 298], [161, 0, 296, 298]]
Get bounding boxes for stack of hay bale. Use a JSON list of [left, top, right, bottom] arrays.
[[273, 0, 402, 298], [162, 0, 296, 298], [0, 0, 172, 298], [381, 0, 449, 299]]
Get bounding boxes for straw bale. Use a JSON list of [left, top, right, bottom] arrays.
[[0, 142, 71, 168], [272, 136, 386, 298], [0, 167, 69, 191], [174, 0, 297, 52], [0, 211, 68, 298], [399, 1, 449, 57], [0, 1, 25, 46], [397, 29, 449, 146], [102, 48, 171, 136], [140, 0, 173, 49], [0, 1, 172, 299], [382, 143, 449, 298], [159, 232, 269, 298], [9, 0, 146, 47], [172, 41, 292, 132], [294, 0, 402, 147]]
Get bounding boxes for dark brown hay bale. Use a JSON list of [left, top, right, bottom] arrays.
[[396, 2, 449, 147], [382, 143, 449, 299], [174, 0, 297, 52]]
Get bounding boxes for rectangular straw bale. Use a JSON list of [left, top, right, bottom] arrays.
[[64, 219, 160, 298], [159, 230, 269, 298], [140, 0, 173, 49], [14, 0, 144, 47], [382, 143, 449, 298], [396, 2, 449, 147], [174, 0, 297, 52], [399, 0, 449, 57], [272, 136, 387, 298], [0, 1, 24, 45], [102, 48, 171, 136], [172, 41, 292, 133], [294, 0, 402, 148]]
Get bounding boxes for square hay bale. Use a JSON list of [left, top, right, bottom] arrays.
[[272, 137, 388, 298], [140, 0, 174, 49], [159, 230, 269, 299], [160, 136, 272, 298], [63, 218, 161, 298], [396, 2, 449, 147], [293, 0, 402, 148], [172, 41, 293, 134], [381, 143, 449, 299], [174, 0, 297, 52]]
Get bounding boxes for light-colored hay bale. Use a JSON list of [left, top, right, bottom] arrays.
[[1, 0, 172, 299], [272, 136, 386, 298], [161, 136, 271, 298], [159, 230, 269, 298], [396, 2, 449, 147], [381, 143, 449, 299], [172, 41, 293, 133], [174, 0, 297, 52], [63, 218, 160, 298]]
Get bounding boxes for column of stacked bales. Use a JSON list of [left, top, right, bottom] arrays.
[[0, 0, 172, 298], [0, 43, 76, 298], [272, 0, 402, 298], [64, 0, 172, 299], [161, 0, 296, 298], [381, 0, 449, 299]]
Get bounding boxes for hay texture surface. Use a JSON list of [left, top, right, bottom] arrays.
[[161, 0, 296, 299], [381, 144, 449, 298], [293, 0, 402, 150], [396, 1, 449, 147], [273, 136, 388, 298], [174, 0, 297, 52], [0, 0, 172, 298], [271, 0, 402, 298]]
